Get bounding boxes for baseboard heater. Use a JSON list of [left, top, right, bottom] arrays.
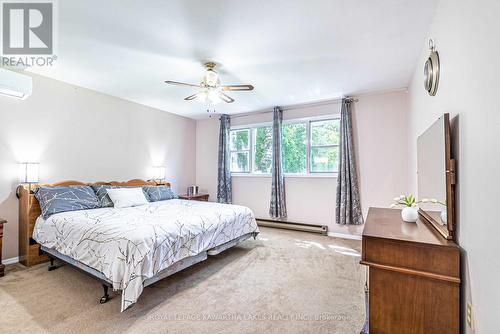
[[256, 218, 327, 235]]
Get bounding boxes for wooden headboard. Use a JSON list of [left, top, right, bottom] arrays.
[[17, 179, 170, 267]]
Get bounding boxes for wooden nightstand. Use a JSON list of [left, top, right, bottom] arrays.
[[0, 218, 6, 277], [178, 194, 209, 201]]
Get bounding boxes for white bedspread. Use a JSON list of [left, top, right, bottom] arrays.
[[33, 199, 259, 311]]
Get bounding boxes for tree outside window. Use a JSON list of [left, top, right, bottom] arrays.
[[282, 123, 307, 173], [229, 117, 339, 175], [230, 129, 250, 172], [310, 119, 340, 172], [253, 126, 273, 173]]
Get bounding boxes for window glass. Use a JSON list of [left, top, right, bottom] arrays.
[[230, 129, 250, 172], [282, 123, 307, 174], [230, 117, 340, 174], [310, 119, 339, 173], [310, 147, 339, 172], [230, 152, 250, 172], [230, 129, 249, 151], [310, 119, 340, 146], [253, 126, 273, 173]]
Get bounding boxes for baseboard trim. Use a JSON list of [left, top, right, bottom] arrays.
[[2, 256, 19, 265], [327, 232, 362, 240], [256, 218, 327, 235]]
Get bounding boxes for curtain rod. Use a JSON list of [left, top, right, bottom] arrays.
[[228, 97, 358, 119]]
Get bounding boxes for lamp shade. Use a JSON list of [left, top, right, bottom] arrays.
[[19, 162, 39, 183], [152, 166, 166, 180]]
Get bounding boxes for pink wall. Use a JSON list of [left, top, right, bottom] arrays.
[[196, 90, 410, 236], [407, 1, 500, 332], [0, 73, 197, 260], [355, 91, 410, 219]]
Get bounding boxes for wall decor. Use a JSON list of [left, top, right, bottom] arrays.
[[424, 39, 440, 96]]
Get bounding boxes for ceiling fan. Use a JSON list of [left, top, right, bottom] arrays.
[[165, 62, 254, 105]]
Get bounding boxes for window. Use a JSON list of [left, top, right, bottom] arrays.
[[310, 119, 340, 173], [253, 126, 273, 173], [230, 129, 250, 172], [230, 116, 339, 175], [282, 123, 307, 173]]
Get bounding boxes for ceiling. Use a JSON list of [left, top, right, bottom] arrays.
[[28, 0, 437, 119]]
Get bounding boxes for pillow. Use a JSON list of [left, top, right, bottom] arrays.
[[142, 185, 178, 202], [91, 185, 151, 207], [91, 185, 122, 207], [106, 187, 149, 208], [35, 186, 100, 219]]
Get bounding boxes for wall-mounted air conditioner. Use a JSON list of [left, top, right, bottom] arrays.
[[0, 68, 32, 100]]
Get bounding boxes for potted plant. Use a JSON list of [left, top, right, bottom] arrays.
[[390, 195, 442, 223]]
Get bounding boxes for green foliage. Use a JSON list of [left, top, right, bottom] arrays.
[[236, 152, 249, 172], [282, 123, 307, 173], [253, 127, 273, 173], [230, 129, 250, 172], [229, 119, 339, 174], [310, 120, 339, 172], [311, 147, 339, 172], [230, 129, 249, 151], [311, 120, 339, 146], [400, 195, 416, 207], [230, 152, 249, 172]]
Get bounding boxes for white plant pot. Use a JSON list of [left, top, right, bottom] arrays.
[[401, 206, 418, 223]]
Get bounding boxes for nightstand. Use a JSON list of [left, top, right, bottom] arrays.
[[0, 218, 6, 277], [178, 194, 209, 201]]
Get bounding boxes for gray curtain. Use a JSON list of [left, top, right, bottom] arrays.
[[336, 99, 364, 225], [217, 114, 232, 204], [269, 107, 287, 218]]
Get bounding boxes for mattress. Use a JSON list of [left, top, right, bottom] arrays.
[[33, 199, 259, 311]]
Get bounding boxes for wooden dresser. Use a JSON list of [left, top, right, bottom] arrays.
[[361, 207, 460, 334], [0, 218, 6, 277]]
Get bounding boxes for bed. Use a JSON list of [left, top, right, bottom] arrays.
[[18, 179, 259, 311]]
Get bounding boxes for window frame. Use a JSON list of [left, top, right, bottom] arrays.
[[230, 114, 340, 178], [251, 125, 274, 174], [229, 128, 251, 173], [309, 118, 340, 174]]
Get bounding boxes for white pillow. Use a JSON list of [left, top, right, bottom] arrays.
[[106, 187, 149, 208]]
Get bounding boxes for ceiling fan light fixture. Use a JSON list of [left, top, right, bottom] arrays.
[[197, 88, 221, 105], [205, 69, 219, 87], [164, 61, 253, 107], [207, 88, 221, 104]]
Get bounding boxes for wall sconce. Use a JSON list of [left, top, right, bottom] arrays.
[[152, 166, 166, 183], [16, 162, 39, 198]]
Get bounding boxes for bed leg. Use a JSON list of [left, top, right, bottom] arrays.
[[100, 284, 110, 304], [48, 257, 57, 271], [48, 256, 64, 271]]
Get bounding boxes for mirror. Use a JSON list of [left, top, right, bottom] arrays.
[[417, 113, 455, 240]]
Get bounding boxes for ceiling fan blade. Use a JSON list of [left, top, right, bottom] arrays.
[[222, 84, 254, 91], [184, 93, 198, 101], [165, 80, 201, 88], [219, 92, 235, 103]]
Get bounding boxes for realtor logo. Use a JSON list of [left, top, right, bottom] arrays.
[[2, 1, 53, 55]]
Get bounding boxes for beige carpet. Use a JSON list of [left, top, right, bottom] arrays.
[[0, 227, 365, 334]]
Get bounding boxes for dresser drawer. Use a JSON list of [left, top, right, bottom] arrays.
[[361, 208, 460, 333], [362, 236, 460, 281], [369, 267, 460, 334]]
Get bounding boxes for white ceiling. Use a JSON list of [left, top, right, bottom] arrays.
[[29, 0, 437, 119]]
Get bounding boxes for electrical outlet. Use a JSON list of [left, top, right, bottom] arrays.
[[466, 302, 474, 329]]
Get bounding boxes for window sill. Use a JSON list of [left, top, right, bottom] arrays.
[[231, 173, 338, 178]]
